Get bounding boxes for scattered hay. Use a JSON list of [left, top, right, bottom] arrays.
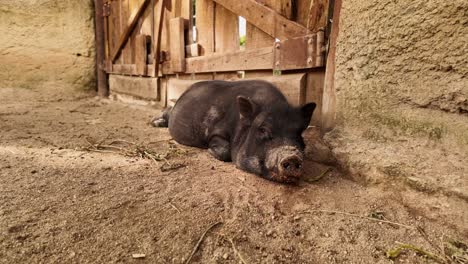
[[386, 242, 445, 263], [82, 137, 188, 171]]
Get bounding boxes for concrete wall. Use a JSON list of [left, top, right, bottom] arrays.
[[0, 0, 96, 90], [328, 0, 468, 199]]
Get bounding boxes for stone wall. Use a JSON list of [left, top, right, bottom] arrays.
[[0, 0, 96, 90], [328, 0, 468, 199]]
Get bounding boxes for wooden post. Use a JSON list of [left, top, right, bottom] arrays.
[[94, 0, 109, 97], [322, 0, 341, 131]]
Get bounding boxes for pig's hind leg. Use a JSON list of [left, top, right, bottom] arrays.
[[208, 136, 231, 162], [150, 106, 172, 127]]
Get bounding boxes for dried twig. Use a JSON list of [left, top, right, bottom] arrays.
[[301, 209, 415, 230], [185, 222, 223, 264], [169, 202, 181, 214], [228, 237, 248, 264]]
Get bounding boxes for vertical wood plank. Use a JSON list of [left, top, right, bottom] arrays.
[[135, 34, 148, 75], [181, 0, 193, 44], [195, 0, 215, 55], [95, 0, 109, 96], [245, 0, 273, 50], [246, 0, 293, 49], [322, 0, 341, 131], [169, 17, 186, 72], [153, 0, 165, 76], [121, 0, 133, 64], [128, 0, 143, 64], [110, 0, 122, 64], [103, 2, 110, 64], [160, 0, 175, 58], [295, 0, 330, 126], [140, 1, 153, 36], [214, 4, 239, 53], [306, 71, 324, 125], [295, 0, 329, 31], [245, 0, 292, 80]]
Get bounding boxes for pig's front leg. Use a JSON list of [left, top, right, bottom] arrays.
[[208, 136, 231, 162]]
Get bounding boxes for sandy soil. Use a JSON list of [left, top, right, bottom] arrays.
[[0, 86, 466, 264]]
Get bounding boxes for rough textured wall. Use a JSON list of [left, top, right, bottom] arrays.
[[328, 0, 468, 199], [0, 0, 95, 89]]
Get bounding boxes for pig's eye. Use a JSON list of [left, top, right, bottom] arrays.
[[258, 127, 271, 139]]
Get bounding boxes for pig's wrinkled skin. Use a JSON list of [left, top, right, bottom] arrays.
[[151, 80, 316, 183]]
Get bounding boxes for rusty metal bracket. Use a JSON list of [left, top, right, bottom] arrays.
[[273, 31, 326, 71]]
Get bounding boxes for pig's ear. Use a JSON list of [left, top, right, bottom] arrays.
[[237, 96, 256, 119], [301, 102, 316, 126]]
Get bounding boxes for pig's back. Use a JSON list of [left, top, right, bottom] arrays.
[[168, 80, 289, 147]]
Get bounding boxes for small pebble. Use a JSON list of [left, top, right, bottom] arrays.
[[222, 253, 229, 260], [132, 253, 146, 259]]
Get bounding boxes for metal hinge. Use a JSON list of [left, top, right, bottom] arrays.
[[102, 2, 111, 17], [273, 29, 326, 71]]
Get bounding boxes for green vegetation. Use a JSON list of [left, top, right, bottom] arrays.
[[239, 35, 246, 47]]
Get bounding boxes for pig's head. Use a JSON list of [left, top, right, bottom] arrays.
[[234, 96, 316, 183]]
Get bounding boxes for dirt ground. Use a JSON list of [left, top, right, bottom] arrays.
[[0, 86, 466, 264]]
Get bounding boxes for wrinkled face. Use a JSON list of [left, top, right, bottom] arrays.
[[235, 96, 316, 183]]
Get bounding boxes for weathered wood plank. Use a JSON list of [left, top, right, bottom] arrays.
[[259, 73, 307, 106], [306, 71, 325, 125], [109, 74, 159, 100], [160, 77, 168, 107], [135, 34, 148, 75], [164, 73, 305, 106], [214, 3, 239, 53], [167, 78, 197, 106], [95, 0, 108, 97], [159, 0, 174, 59], [110, 64, 155, 76], [185, 43, 200, 57], [322, 0, 341, 131], [103, 1, 110, 61], [121, 0, 133, 64], [109, 64, 137, 75], [246, 0, 292, 49], [111, 0, 150, 62], [152, 0, 165, 76], [162, 47, 274, 74], [128, 0, 140, 64], [169, 17, 186, 72], [273, 34, 323, 70], [140, 1, 153, 36], [110, 0, 122, 63], [181, 0, 194, 44], [195, 0, 215, 55], [296, 0, 329, 32], [212, 0, 309, 40]]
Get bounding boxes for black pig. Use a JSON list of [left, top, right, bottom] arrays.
[[152, 80, 316, 183]]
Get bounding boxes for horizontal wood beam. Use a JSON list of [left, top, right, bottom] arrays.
[[212, 0, 310, 40], [161, 47, 274, 74], [108, 64, 156, 77], [111, 0, 151, 63]]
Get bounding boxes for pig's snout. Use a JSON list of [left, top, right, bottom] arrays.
[[279, 155, 303, 180], [266, 146, 304, 183]]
